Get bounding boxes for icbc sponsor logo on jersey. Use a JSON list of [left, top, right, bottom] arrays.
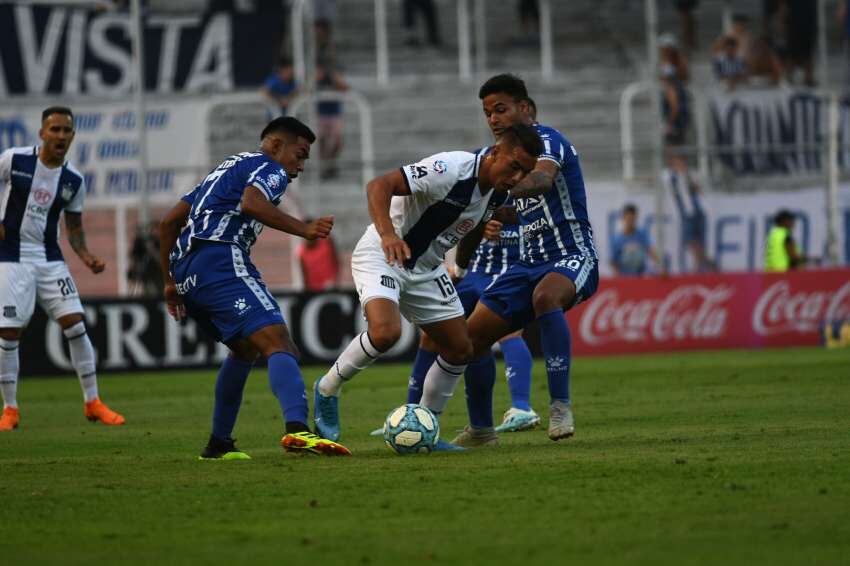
[[569, 269, 850, 354]]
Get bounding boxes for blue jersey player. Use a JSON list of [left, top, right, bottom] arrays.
[[451, 74, 599, 446], [158, 117, 351, 459]]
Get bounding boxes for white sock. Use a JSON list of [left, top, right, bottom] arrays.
[[63, 322, 99, 403], [421, 356, 466, 415], [318, 332, 382, 396], [0, 338, 20, 409]]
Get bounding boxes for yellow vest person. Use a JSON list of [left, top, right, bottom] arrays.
[[764, 210, 803, 272]]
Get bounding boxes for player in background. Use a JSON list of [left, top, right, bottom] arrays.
[[159, 117, 351, 459], [392, 99, 544, 435], [451, 74, 599, 447], [0, 106, 124, 431], [312, 125, 543, 448]]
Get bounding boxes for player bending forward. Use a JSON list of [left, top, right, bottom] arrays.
[[453, 74, 599, 447], [312, 124, 543, 449], [0, 106, 124, 431], [159, 117, 350, 459]]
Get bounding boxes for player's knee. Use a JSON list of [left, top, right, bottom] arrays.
[[532, 288, 570, 315], [0, 328, 21, 341], [368, 323, 401, 352], [443, 339, 474, 365]]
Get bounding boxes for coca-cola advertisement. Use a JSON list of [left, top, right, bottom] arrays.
[[571, 269, 850, 355]]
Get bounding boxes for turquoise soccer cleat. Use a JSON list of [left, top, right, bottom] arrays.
[[432, 438, 467, 452], [494, 407, 541, 433], [313, 381, 341, 441]]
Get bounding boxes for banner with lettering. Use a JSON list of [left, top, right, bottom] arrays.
[[20, 292, 420, 376], [710, 88, 850, 175], [570, 269, 850, 355], [0, 3, 282, 97], [0, 100, 209, 200]]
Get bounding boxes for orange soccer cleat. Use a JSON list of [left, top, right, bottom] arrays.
[[0, 406, 20, 431], [84, 398, 126, 425]]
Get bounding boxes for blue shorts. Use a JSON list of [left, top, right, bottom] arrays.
[[170, 241, 284, 343], [480, 254, 599, 330], [682, 214, 706, 245], [456, 271, 499, 317]]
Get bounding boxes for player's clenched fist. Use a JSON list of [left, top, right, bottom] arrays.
[[484, 220, 502, 241], [380, 233, 411, 267], [304, 215, 334, 240], [163, 283, 186, 321], [82, 253, 106, 274]]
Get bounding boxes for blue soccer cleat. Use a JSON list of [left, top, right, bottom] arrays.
[[494, 407, 541, 433], [369, 426, 384, 437], [313, 380, 341, 441], [432, 438, 467, 452]]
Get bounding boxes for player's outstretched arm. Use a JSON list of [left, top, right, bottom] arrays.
[[366, 170, 412, 266], [507, 159, 559, 200], [159, 200, 191, 320], [241, 186, 333, 240], [64, 212, 105, 274]]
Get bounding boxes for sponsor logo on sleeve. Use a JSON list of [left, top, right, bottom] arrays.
[[432, 160, 448, 174]]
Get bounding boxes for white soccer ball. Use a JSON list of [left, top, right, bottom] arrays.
[[383, 403, 440, 455]]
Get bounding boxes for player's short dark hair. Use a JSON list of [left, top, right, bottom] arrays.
[[260, 116, 316, 143], [524, 97, 537, 120], [42, 106, 74, 124], [623, 203, 638, 215], [500, 123, 543, 158], [478, 74, 529, 101], [774, 209, 794, 225]]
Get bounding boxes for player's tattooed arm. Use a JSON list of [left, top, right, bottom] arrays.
[[241, 186, 333, 240], [507, 160, 559, 199], [367, 170, 412, 266], [64, 212, 106, 273], [455, 221, 487, 270]]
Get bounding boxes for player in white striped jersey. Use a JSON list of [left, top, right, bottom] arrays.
[[312, 125, 543, 446], [0, 106, 124, 431]]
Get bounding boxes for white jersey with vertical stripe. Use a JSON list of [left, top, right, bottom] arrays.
[[170, 152, 290, 263], [0, 146, 86, 263], [362, 149, 507, 273], [513, 124, 597, 264]]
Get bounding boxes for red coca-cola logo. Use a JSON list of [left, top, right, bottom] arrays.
[[752, 281, 850, 336], [32, 188, 52, 205], [579, 284, 734, 345]]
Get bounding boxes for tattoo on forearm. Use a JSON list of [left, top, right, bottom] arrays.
[[65, 213, 88, 255]]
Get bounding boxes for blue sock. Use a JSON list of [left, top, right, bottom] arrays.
[[464, 353, 496, 428], [407, 348, 438, 404], [267, 352, 309, 426], [500, 336, 533, 411], [537, 309, 572, 404], [211, 356, 253, 440]]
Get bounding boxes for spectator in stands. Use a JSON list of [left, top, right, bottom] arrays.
[[663, 153, 714, 272], [316, 62, 349, 180], [784, 0, 817, 86], [610, 204, 663, 277], [402, 0, 442, 48], [727, 13, 754, 60], [659, 33, 690, 83], [515, 0, 540, 47], [747, 36, 784, 87], [297, 218, 340, 291], [660, 63, 690, 146], [128, 221, 163, 297], [764, 209, 806, 271], [673, 0, 699, 51], [261, 57, 298, 117], [314, 17, 337, 67], [712, 35, 748, 91]]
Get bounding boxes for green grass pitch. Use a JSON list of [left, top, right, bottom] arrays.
[[1, 347, 848, 565]]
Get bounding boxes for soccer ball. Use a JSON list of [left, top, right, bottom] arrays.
[[383, 403, 440, 454]]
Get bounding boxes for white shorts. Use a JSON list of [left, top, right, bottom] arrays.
[[0, 262, 84, 327], [351, 230, 464, 326]]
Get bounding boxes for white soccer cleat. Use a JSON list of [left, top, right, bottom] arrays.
[[494, 407, 541, 433], [451, 425, 499, 448], [548, 400, 574, 441]]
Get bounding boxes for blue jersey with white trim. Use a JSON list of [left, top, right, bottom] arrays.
[[170, 152, 289, 263], [513, 124, 597, 264], [469, 219, 520, 276]]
